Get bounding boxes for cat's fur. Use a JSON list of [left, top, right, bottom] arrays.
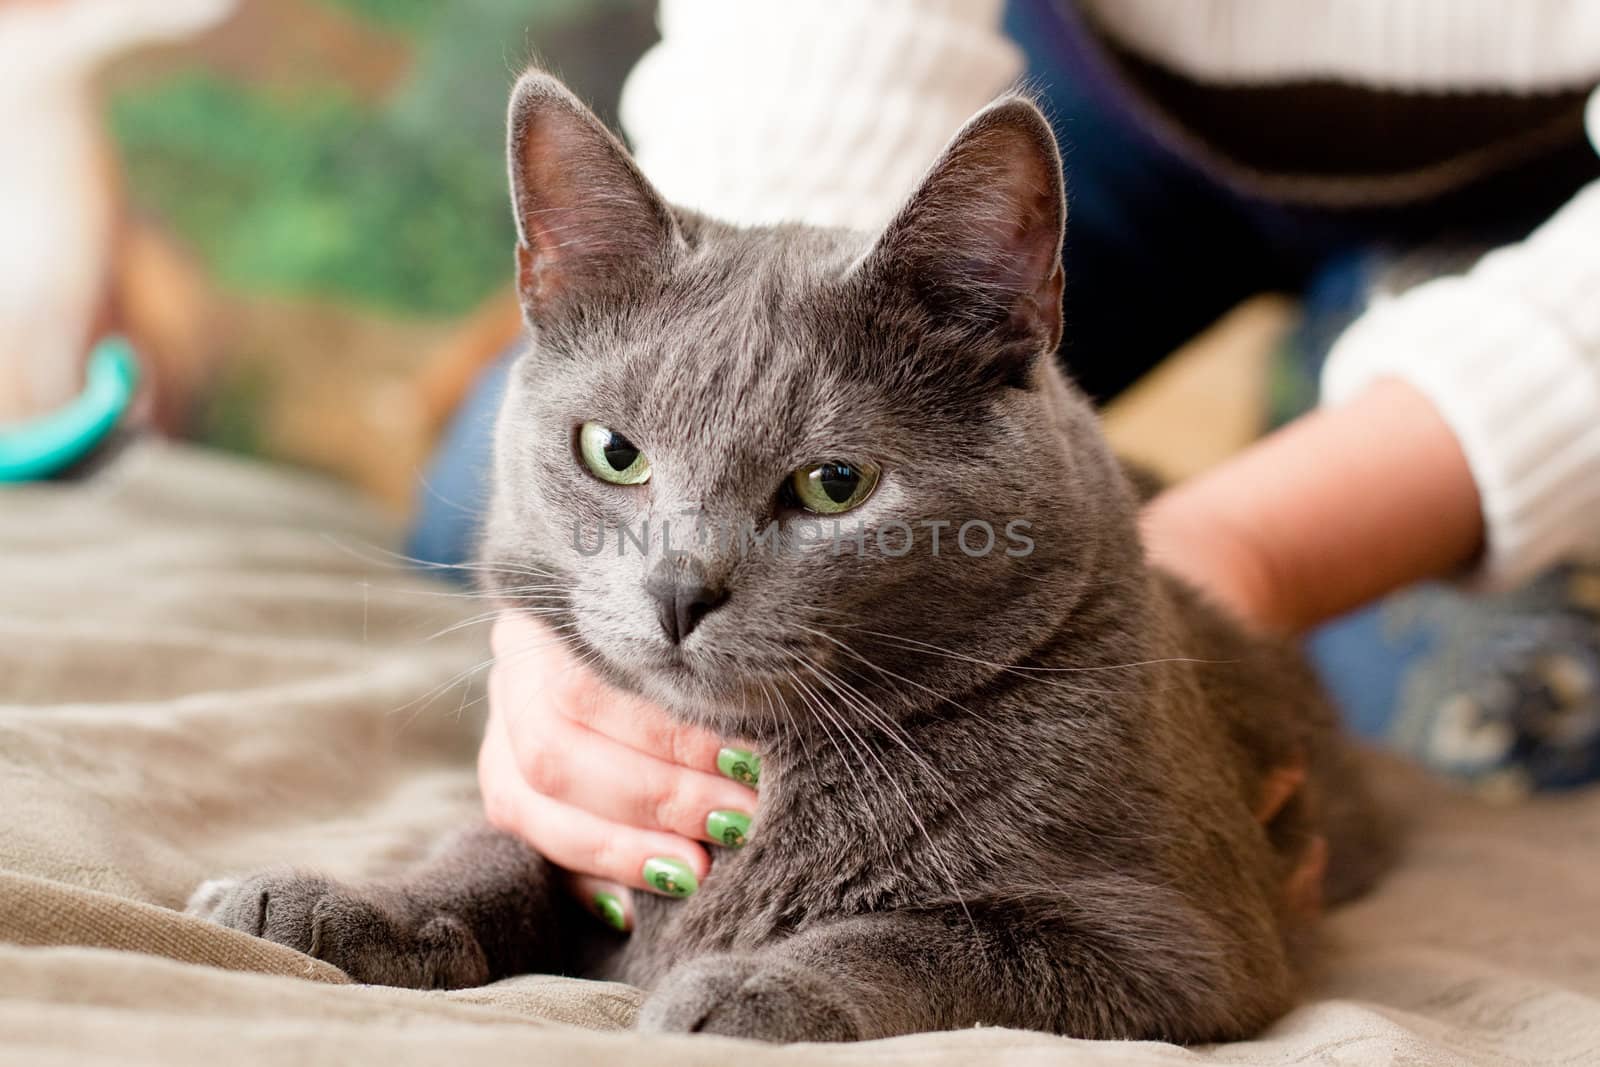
[[190, 71, 1389, 1044]]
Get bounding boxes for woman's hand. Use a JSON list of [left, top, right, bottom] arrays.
[[480, 612, 758, 929]]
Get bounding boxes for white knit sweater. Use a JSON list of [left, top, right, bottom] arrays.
[[619, 0, 1600, 589]]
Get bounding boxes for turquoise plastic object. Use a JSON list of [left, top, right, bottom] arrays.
[[0, 337, 140, 482]]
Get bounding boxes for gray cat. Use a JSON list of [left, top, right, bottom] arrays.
[[189, 71, 1389, 1044]]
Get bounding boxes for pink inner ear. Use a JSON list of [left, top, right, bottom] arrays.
[[882, 106, 1065, 344], [980, 147, 1063, 298], [1001, 150, 1067, 350], [510, 95, 674, 315], [515, 119, 623, 270]]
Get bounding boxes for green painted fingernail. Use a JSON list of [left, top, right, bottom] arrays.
[[593, 891, 628, 932], [706, 809, 752, 849], [642, 856, 697, 898], [717, 747, 761, 786]]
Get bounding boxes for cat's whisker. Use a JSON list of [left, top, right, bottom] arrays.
[[320, 534, 561, 583], [373, 584, 558, 601], [391, 657, 495, 722], [419, 596, 572, 644], [760, 676, 803, 751], [788, 626, 1149, 848], [801, 657, 979, 823], [778, 669, 851, 779], [419, 607, 515, 643], [810, 654, 1163, 855], [803, 660, 977, 848], [465, 639, 605, 726], [388, 623, 580, 724], [756, 676, 789, 744], [445, 638, 604, 723], [792, 622, 1004, 718], [799, 619, 1159, 698], [782, 655, 981, 940], [780, 665, 896, 867], [805, 659, 978, 831], [811, 611, 1231, 676]]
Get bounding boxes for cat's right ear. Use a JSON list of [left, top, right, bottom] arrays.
[[507, 71, 678, 322]]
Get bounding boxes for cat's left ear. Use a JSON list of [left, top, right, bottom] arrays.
[[862, 95, 1065, 355]]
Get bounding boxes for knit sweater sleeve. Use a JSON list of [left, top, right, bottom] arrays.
[[617, 0, 1022, 231], [1322, 87, 1600, 588]]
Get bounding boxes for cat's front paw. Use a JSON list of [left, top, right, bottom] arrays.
[[185, 872, 488, 990], [637, 953, 865, 1043]]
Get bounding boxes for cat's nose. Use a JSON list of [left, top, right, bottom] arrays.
[[647, 580, 728, 645]]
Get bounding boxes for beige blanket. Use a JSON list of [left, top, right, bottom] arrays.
[[3, 442, 1599, 1065]]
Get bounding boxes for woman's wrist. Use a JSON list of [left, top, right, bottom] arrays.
[[1141, 482, 1285, 632]]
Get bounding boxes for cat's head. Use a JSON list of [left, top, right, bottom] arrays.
[[482, 72, 1140, 738]]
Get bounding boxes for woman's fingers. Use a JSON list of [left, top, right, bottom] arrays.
[[484, 609, 761, 905], [568, 874, 634, 933], [503, 701, 756, 845], [489, 613, 756, 845], [502, 790, 709, 899], [492, 611, 749, 781], [479, 706, 710, 896], [556, 682, 735, 780]]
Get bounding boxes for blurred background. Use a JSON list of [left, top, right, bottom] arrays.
[[5, 0, 1284, 515], [6, 0, 660, 508]]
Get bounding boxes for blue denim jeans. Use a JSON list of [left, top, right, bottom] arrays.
[[406, 350, 511, 572]]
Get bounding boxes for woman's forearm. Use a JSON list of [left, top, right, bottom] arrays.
[[1140, 378, 1484, 634]]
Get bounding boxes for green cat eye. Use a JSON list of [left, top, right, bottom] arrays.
[[789, 460, 880, 515], [578, 422, 651, 485]]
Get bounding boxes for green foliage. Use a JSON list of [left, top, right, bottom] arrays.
[[108, 0, 631, 317], [195, 359, 271, 457], [313, 0, 441, 33], [112, 71, 512, 317]]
